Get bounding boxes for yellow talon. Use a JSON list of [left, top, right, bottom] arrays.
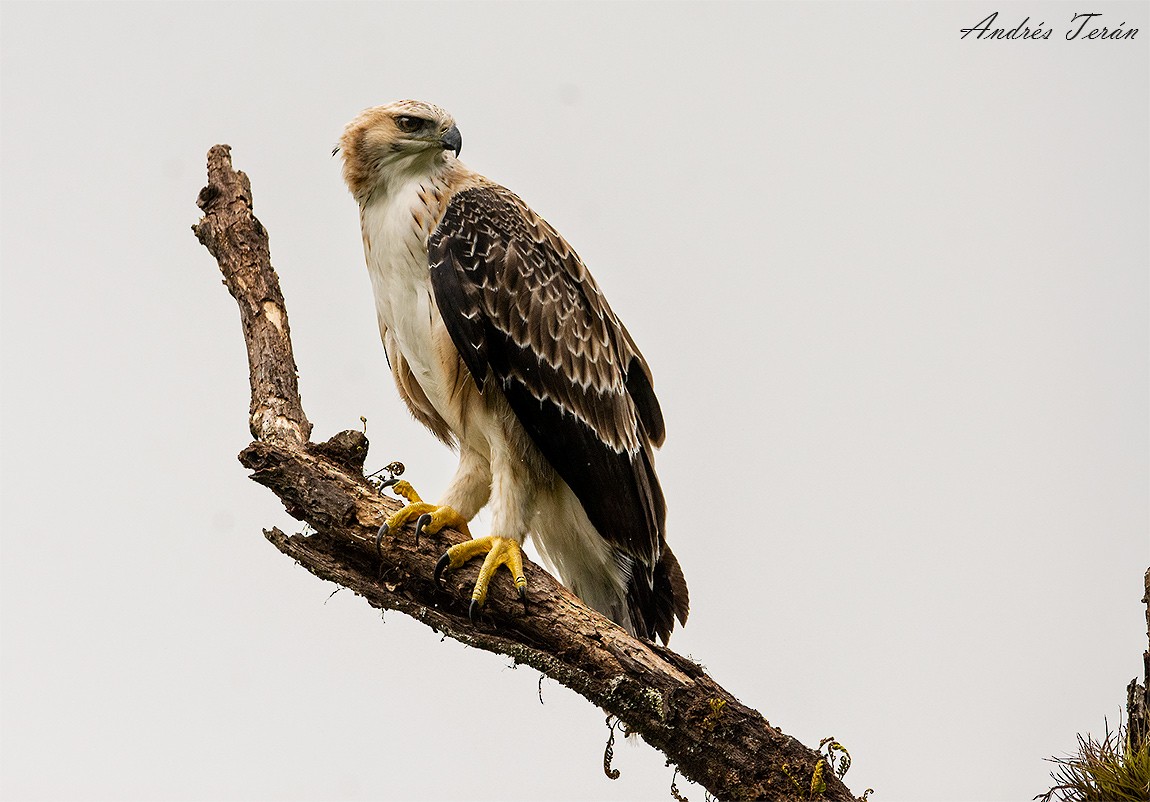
[[383, 501, 436, 532], [375, 481, 471, 556], [388, 480, 423, 504], [434, 536, 527, 617], [381, 503, 470, 538]]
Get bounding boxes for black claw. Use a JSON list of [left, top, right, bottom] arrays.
[[434, 553, 451, 586], [519, 586, 528, 615], [414, 513, 432, 546], [378, 477, 400, 489], [469, 599, 480, 623], [374, 523, 389, 558]]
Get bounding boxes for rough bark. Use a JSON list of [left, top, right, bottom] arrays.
[[193, 144, 861, 802], [193, 145, 311, 447], [1127, 568, 1150, 751]]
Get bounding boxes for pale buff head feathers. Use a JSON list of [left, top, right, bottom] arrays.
[[337, 100, 462, 200]]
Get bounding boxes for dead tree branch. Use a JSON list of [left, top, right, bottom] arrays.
[[1127, 568, 1150, 751], [193, 144, 859, 802]]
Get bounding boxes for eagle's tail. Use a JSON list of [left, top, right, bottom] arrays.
[[628, 546, 689, 645]]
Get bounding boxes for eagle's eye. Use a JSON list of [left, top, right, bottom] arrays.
[[395, 115, 424, 134]]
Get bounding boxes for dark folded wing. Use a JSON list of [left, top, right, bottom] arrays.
[[428, 184, 668, 593]]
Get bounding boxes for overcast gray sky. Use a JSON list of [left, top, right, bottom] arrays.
[[2, 2, 1147, 800]]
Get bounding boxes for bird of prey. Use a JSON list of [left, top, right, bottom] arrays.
[[338, 100, 688, 643]]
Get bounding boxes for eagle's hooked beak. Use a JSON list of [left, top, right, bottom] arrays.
[[441, 125, 462, 157]]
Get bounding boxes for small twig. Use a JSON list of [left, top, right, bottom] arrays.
[[603, 716, 621, 780], [670, 767, 689, 802]]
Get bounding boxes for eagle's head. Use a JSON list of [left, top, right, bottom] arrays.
[[338, 100, 462, 200]]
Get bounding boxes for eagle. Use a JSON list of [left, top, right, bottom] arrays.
[[339, 100, 688, 643]]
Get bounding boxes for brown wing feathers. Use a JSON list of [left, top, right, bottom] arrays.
[[428, 185, 687, 641]]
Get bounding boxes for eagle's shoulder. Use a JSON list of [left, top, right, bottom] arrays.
[[430, 183, 663, 445]]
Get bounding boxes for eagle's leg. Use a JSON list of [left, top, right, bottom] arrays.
[[433, 446, 531, 620], [375, 479, 470, 552], [434, 536, 527, 621], [376, 450, 490, 555]]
